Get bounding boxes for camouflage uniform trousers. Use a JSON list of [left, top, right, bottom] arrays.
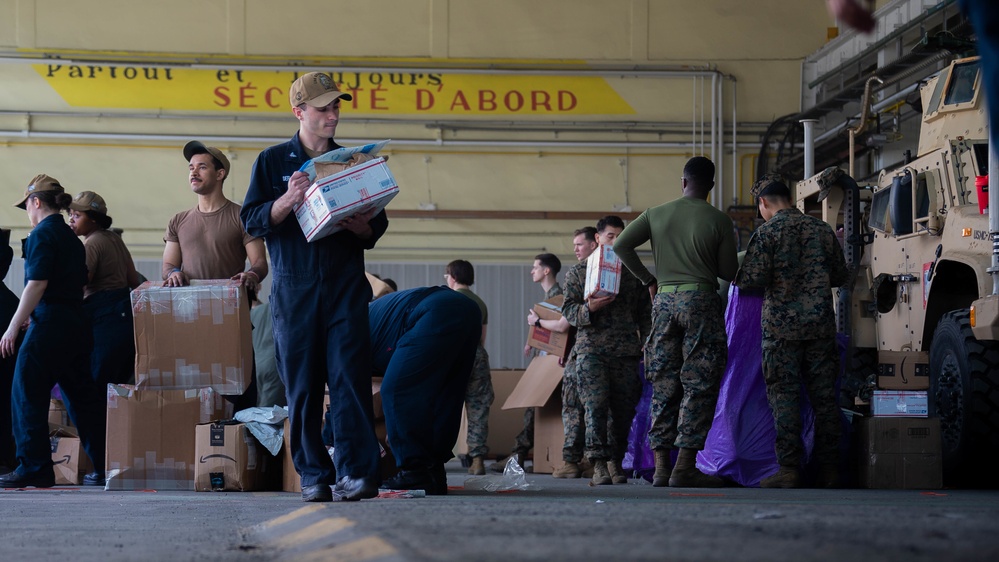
[[646, 291, 727, 451], [464, 344, 494, 458], [762, 337, 841, 467], [560, 351, 586, 463], [511, 407, 534, 456], [577, 353, 641, 462]]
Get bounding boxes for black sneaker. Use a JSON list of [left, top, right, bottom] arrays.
[[333, 475, 379, 501], [0, 469, 55, 488], [381, 468, 438, 494]]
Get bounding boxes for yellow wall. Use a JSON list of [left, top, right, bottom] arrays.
[[0, 0, 837, 262]]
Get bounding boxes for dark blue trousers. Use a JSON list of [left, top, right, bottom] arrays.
[[271, 273, 380, 487], [380, 291, 480, 468], [83, 288, 135, 387], [11, 301, 106, 476]]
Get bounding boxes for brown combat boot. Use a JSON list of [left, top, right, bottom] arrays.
[[652, 449, 672, 487], [669, 448, 724, 488], [760, 466, 801, 488], [467, 456, 485, 475], [588, 458, 612, 486], [607, 459, 628, 484], [579, 458, 594, 478], [552, 461, 582, 479]]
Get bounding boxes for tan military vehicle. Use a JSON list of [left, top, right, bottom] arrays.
[[794, 56, 998, 486]]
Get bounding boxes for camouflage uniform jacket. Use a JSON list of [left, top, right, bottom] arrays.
[[545, 283, 563, 300], [562, 260, 651, 357], [735, 207, 849, 340]]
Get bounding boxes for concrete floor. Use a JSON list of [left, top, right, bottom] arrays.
[[1, 462, 997, 562]]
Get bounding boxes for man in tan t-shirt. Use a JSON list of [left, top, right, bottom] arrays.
[[163, 141, 268, 410], [163, 141, 267, 289]]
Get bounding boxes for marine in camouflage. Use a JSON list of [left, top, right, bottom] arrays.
[[736, 205, 850, 467], [562, 262, 651, 462]]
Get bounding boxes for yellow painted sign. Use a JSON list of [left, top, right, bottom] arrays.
[[34, 64, 634, 116]]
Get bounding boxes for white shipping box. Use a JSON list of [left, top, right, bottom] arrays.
[[585, 244, 621, 298], [295, 157, 399, 242], [872, 390, 928, 417]]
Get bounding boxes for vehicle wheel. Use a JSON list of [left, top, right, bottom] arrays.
[[929, 310, 999, 487]]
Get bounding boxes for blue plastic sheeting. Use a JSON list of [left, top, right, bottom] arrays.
[[695, 286, 816, 486], [622, 363, 656, 479]]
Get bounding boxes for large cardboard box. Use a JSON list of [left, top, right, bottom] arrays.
[[105, 385, 233, 491], [585, 244, 621, 298], [195, 422, 269, 492], [527, 296, 572, 357], [857, 417, 942, 489], [502, 356, 565, 474], [872, 390, 928, 417], [877, 350, 930, 390], [50, 425, 93, 485], [48, 399, 72, 428], [294, 157, 399, 243], [131, 280, 253, 395]]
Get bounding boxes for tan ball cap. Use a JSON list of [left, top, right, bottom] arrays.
[[70, 191, 108, 216], [14, 174, 65, 209], [289, 72, 353, 108], [183, 141, 231, 176]]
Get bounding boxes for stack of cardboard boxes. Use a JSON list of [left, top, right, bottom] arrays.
[[104, 279, 251, 490], [857, 351, 942, 489]]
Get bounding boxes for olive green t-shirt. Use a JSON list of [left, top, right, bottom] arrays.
[[614, 196, 739, 289], [456, 287, 488, 325]]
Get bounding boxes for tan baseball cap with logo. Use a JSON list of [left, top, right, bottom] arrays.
[[14, 174, 65, 209], [289, 72, 353, 108], [70, 191, 108, 216]]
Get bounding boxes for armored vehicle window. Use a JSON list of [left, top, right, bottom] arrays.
[[869, 187, 891, 233], [973, 143, 989, 177], [943, 60, 979, 105]]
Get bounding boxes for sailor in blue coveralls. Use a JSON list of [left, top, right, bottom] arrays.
[[0, 174, 106, 488], [241, 72, 385, 502], [370, 286, 482, 495]]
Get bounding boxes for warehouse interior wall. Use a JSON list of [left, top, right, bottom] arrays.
[[0, 0, 849, 366], [0, 0, 843, 261]]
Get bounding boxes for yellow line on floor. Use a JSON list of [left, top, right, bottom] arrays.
[[269, 517, 355, 549], [258, 504, 328, 529], [297, 536, 398, 562]]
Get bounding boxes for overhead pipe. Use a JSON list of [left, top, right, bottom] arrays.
[[0, 129, 761, 150]]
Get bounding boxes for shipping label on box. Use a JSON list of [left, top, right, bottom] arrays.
[[131, 280, 252, 395], [872, 390, 928, 417], [527, 296, 573, 357], [585, 244, 621, 298], [195, 422, 267, 492], [877, 350, 930, 390], [295, 157, 399, 243], [50, 426, 93, 485], [105, 384, 233, 491]]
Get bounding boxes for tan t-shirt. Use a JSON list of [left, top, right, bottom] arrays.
[[84, 229, 134, 299], [164, 200, 256, 280]]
